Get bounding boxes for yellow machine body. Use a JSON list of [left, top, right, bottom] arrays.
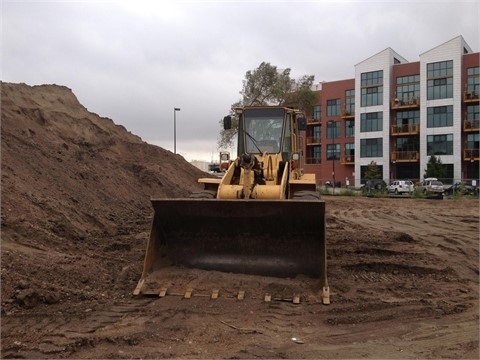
[[134, 106, 329, 304]]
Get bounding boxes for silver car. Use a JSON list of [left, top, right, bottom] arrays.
[[388, 180, 415, 194], [417, 177, 444, 197]]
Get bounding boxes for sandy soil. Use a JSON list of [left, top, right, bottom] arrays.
[[1, 83, 479, 359]]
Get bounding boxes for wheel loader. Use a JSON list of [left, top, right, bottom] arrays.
[[133, 106, 329, 304]]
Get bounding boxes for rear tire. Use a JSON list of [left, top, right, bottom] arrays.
[[189, 190, 217, 199], [293, 190, 320, 200]]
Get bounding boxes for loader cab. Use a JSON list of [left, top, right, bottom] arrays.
[[244, 110, 283, 153], [225, 107, 297, 160]]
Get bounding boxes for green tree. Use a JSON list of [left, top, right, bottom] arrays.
[[283, 75, 317, 112], [365, 161, 381, 180], [241, 62, 292, 106], [217, 100, 241, 150], [424, 155, 445, 179], [217, 62, 316, 149]]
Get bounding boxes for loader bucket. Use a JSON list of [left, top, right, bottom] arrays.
[[134, 198, 328, 303]]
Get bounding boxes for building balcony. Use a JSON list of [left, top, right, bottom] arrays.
[[391, 151, 419, 162], [463, 119, 480, 132], [341, 109, 355, 118], [391, 123, 420, 136], [341, 155, 354, 165], [305, 157, 321, 165], [391, 97, 420, 109], [306, 136, 321, 145], [464, 149, 480, 160], [464, 91, 479, 103]]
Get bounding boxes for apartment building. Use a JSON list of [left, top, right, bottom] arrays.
[[304, 36, 479, 188]]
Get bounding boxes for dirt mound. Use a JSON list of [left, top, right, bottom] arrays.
[[1, 82, 206, 310]]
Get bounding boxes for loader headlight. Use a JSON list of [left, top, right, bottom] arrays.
[[292, 153, 299, 161]]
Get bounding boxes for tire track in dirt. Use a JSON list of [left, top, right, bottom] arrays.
[[327, 198, 479, 283], [324, 197, 478, 333], [1, 298, 153, 358]]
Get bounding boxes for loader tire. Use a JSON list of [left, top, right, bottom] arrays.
[[189, 190, 217, 199], [292, 190, 320, 200]]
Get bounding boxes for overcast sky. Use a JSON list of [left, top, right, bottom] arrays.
[[2, 0, 479, 162]]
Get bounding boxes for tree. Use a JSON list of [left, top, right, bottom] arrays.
[[424, 155, 445, 179], [241, 62, 292, 106], [283, 75, 317, 111], [217, 62, 316, 149], [365, 161, 382, 180], [217, 100, 240, 150]]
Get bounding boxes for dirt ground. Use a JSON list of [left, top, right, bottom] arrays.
[[1, 83, 479, 359]]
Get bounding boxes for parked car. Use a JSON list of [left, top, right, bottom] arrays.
[[444, 182, 479, 196], [362, 179, 387, 193], [417, 177, 444, 197], [387, 180, 415, 194]]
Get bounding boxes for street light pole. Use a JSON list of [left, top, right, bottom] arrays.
[[470, 157, 474, 185], [174, 107, 181, 154], [328, 120, 336, 195]]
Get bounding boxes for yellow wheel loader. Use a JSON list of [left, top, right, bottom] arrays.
[[134, 106, 329, 304]]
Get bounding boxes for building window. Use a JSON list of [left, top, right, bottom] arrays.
[[396, 137, 419, 152], [396, 74, 420, 103], [360, 112, 383, 132], [442, 164, 454, 184], [427, 134, 453, 156], [311, 125, 321, 143], [327, 143, 340, 160], [427, 105, 453, 128], [345, 89, 355, 115], [361, 70, 383, 106], [326, 121, 340, 138], [467, 67, 480, 97], [395, 110, 420, 126], [327, 99, 340, 116], [361, 70, 383, 86], [345, 143, 355, 156], [360, 138, 383, 157], [427, 60, 453, 100], [466, 105, 479, 121], [345, 120, 355, 137], [313, 105, 322, 121], [360, 165, 384, 183], [467, 133, 479, 150], [308, 145, 321, 164]]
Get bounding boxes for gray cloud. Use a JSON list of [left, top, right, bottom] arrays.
[[3, 0, 478, 161]]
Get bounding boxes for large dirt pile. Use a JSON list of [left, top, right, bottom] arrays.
[[1, 82, 206, 310]]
